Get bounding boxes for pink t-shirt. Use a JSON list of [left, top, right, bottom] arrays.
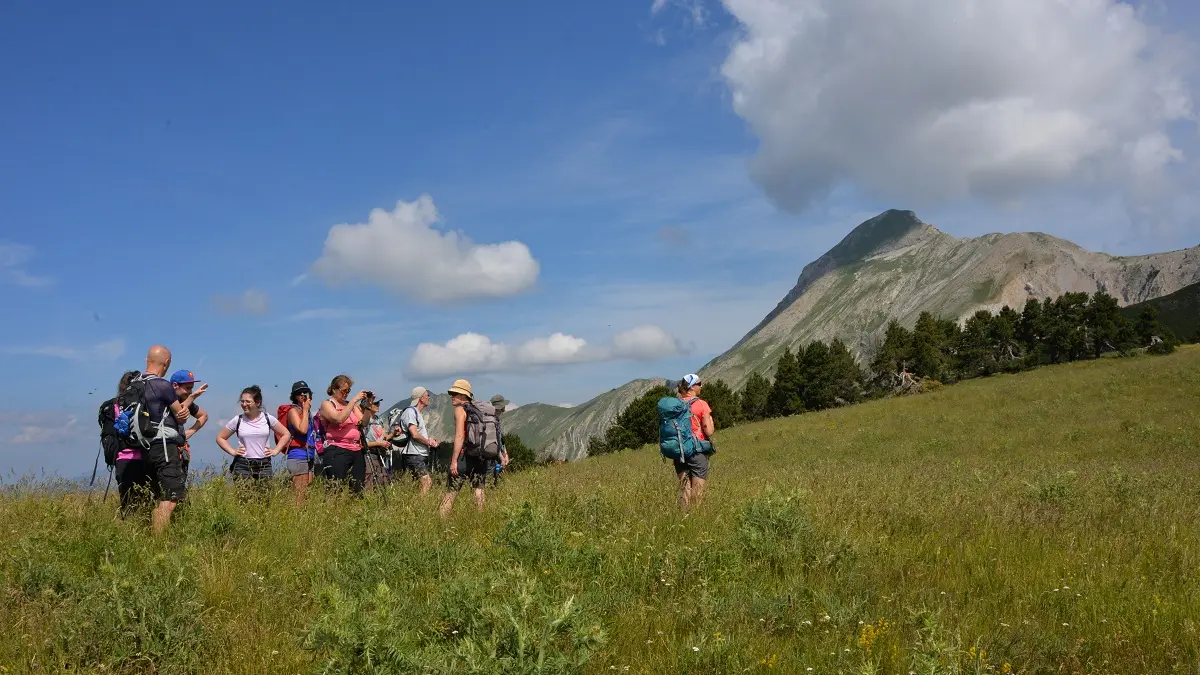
[[686, 398, 712, 441], [322, 399, 362, 451]]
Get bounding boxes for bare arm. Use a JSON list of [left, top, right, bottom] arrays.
[[450, 406, 466, 476], [702, 412, 715, 439], [407, 423, 437, 448], [268, 419, 291, 457], [288, 403, 310, 436], [216, 427, 245, 457], [320, 392, 365, 425], [184, 406, 208, 440]]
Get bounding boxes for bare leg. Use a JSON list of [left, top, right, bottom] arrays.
[[677, 472, 692, 510], [293, 473, 312, 505], [473, 487, 485, 511], [690, 476, 708, 508], [151, 500, 177, 535], [439, 491, 457, 518], [418, 474, 432, 497]]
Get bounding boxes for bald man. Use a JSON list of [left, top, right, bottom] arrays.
[[135, 345, 196, 534]]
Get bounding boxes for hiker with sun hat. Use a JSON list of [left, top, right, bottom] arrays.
[[439, 379, 502, 518]]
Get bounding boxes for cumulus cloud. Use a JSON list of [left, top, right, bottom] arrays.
[[1, 338, 125, 362], [406, 325, 686, 377], [721, 0, 1196, 210], [312, 195, 539, 303], [212, 289, 270, 315], [9, 414, 80, 445], [0, 241, 53, 288]]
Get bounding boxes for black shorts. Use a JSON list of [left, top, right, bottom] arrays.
[[395, 453, 430, 479], [673, 451, 710, 480], [231, 456, 273, 481], [447, 455, 494, 492], [145, 441, 188, 503]]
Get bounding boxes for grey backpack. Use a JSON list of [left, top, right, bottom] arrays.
[[463, 401, 501, 459]]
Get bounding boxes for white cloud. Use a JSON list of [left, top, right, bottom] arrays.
[[212, 289, 270, 315], [0, 241, 53, 287], [406, 325, 686, 377], [1, 338, 125, 362], [311, 195, 539, 303], [721, 0, 1195, 210], [282, 308, 383, 323], [10, 415, 80, 445], [651, 0, 709, 27], [611, 325, 685, 360]]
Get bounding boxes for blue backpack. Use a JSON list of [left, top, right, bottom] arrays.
[[658, 397, 698, 460]]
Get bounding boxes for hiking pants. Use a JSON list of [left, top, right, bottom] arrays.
[[322, 445, 365, 494], [115, 458, 152, 515]]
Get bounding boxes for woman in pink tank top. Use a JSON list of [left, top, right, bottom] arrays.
[[319, 374, 368, 493]]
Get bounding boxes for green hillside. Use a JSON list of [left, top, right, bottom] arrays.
[[1121, 280, 1200, 341], [3, 349, 1199, 672]]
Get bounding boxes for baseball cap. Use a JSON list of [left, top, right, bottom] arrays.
[[290, 380, 312, 396], [682, 373, 702, 388], [410, 386, 429, 401], [170, 369, 197, 385]]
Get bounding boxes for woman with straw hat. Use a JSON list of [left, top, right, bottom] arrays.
[[438, 379, 496, 518]]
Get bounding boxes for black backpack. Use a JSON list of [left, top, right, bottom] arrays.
[[97, 398, 122, 468], [114, 374, 171, 449]]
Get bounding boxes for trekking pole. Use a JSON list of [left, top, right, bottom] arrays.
[[90, 442, 102, 486], [102, 467, 113, 503]]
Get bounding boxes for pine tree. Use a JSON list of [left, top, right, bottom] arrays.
[[827, 338, 866, 405], [1017, 298, 1045, 365], [1084, 291, 1132, 358], [502, 433, 536, 472], [911, 312, 951, 380], [798, 341, 835, 410], [739, 371, 772, 422], [699, 379, 741, 429], [956, 310, 994, 379], [768, 347, 804, 417], [870, 319, 913, 386], [989, 306, 1023, 370]]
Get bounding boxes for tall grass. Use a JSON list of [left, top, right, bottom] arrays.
[[2, 348, 1199, 673]]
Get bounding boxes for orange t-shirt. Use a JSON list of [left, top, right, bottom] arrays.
[[686, 398, 712, 441]]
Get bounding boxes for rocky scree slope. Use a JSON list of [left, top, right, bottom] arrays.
[[701, 210, 1200, 388]]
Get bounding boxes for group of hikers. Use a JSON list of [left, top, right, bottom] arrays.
[[97, 345, 719, 534]]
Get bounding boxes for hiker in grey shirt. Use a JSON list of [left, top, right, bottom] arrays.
[[394, 386, 438, 496]]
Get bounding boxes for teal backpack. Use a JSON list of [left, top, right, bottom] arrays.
[[657, 397, 698, 460]]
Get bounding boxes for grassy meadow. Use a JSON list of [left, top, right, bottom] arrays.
[[2, 348, 1199, 673]]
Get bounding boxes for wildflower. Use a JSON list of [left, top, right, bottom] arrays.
[[1062, 585, 1069, 590], [1062, 622, 1070, 627], [807, 668, 814, 672], [1002, 664, 1012, 674], [452, 630, 459, 635], [270, 650, 279, 656], [692, 647, 700, 652], [646, 640, 653, 645]]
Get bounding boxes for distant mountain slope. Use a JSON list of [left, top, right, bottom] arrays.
[[1121, 280, 1200, 341], [701, 210, 1200, 387], [503, 379, 667, 461], [380, 380, 668, 463]]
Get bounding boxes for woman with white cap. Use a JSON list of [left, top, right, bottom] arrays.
[[438, 379, 494, 518], [675, 373, 715, 509]]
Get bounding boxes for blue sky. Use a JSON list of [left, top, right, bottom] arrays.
[[2, 0, 1198, 476]]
